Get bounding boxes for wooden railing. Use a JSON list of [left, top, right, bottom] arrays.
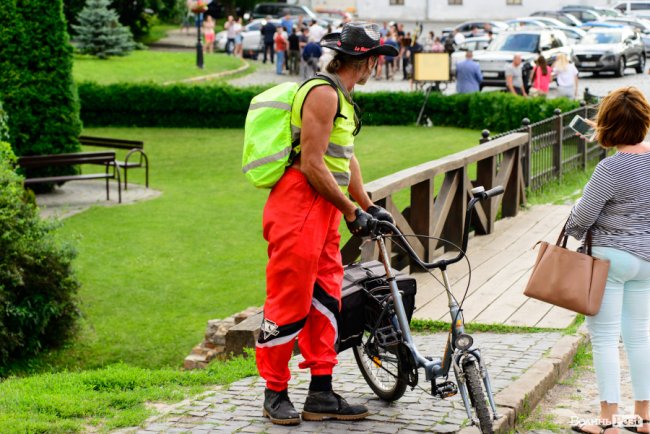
[[341, 132, 529, 265]]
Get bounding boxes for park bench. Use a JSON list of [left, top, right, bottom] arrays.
[[18, 151, 122, 203], [79, 135, 149, 190]]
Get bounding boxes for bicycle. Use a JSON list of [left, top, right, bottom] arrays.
[[351, 185, 504, 433]]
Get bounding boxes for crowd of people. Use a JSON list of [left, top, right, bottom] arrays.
[[200, 15, 587, 99]]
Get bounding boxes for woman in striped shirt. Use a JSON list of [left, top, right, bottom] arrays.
[[568, 87, 650, 434]]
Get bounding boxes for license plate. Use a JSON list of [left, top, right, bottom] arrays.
[[581, 62, 597, 67], [483, 71, 499, 78]]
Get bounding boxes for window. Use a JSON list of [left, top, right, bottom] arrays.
[[390, 0, 405, 5], [506, 0, 522, 4], [448, 0, 462, 5]]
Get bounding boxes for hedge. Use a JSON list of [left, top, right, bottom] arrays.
[[78, 82, 582, 133], [0, 142, 80, 375]]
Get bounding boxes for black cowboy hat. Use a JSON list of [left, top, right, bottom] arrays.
[[320, 22, 398, 57]]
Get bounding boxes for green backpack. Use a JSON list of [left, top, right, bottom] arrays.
[[242, 75, 340, 188]]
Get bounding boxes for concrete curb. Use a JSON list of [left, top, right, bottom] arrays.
[[458, 324, 590, 434], [162, 62, 250, 85]]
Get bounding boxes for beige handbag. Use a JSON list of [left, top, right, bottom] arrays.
[[524, 225, 610, 316]]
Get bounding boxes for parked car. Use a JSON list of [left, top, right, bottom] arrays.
[[562, 7, 605, 23], [531, 10, 583, 26], [554, 25, 587, 45], [604, 16, 650, 54], [450, 36, 491, 74], [441, 20, 509, 39], [473, 29, 572, 89], [522, 17, 567, 28], [613, 1, 650, 18], [215, 18, 280, 55], [572, 27, 645, 76], [506, 18, 549, 30], [251, 3, 317, 20]]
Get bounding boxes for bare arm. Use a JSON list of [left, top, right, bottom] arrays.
[[348, 155, 373, 212], [505, 74, 515, 94], [300, 86, 358, 222]]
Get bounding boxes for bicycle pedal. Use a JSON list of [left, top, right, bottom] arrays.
[[375, 325, 401, 347], [434, 381, 458, 398]]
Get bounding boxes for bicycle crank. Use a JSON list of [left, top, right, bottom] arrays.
[[432, 380, 458, 399]]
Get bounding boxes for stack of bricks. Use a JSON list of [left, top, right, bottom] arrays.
[[184, 306, 261, 370]]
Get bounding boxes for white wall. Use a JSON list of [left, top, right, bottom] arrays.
[[355, 0, 614, 22]]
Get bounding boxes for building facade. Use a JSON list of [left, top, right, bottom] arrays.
[[352, 0, 614, 22]]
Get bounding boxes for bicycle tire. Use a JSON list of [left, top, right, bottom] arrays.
[[464, 361, 493, 434], [353, 331, 408, 401]]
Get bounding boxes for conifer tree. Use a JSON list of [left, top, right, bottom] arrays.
[[73, 0, 135, 59]]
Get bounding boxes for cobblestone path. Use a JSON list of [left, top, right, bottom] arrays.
[[123, 331, 562, 434]]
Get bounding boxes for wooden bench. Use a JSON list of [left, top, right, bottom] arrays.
[[18, 151, 122, 203], [79, 135, 149, 190]]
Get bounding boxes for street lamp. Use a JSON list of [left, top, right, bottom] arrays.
[[190, 1, 208, 69]]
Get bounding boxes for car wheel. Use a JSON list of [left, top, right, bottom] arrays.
[[636, 54, 646, 74], [615, 57, 626, 77]]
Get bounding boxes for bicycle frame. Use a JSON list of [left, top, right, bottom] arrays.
[[369, 186, 504, 425]]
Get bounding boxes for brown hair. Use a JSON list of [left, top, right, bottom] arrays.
[[326, 52, 374, 74], [535, 55, 548, 76], [594, 87, 650, 148]]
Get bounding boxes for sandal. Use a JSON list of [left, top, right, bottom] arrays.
[[572, 423, 615, 434], [621, 419, 650, 433]]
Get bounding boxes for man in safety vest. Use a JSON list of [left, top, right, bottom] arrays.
[[256, 22, 399, 426]]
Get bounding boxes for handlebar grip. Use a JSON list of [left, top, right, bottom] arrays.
[[485, 186, 504, 198]]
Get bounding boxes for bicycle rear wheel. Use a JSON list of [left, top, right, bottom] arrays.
[[353, 330, 408, 401], [464, 361, 493, 434]]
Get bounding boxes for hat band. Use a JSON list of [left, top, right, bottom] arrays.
[[337, 40, 374, 53]]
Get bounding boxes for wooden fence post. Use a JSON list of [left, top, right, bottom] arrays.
[[521, 118, 532, 188], [553, 108, 563, 182], [479, 129, 491, 144], [410, 179, 435, 261]]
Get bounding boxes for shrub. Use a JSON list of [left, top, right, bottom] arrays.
[[73, 0, 136, 59], [0, 0, 81, 163], [0, 142, 81, 374], [77, 82, 582, 132]]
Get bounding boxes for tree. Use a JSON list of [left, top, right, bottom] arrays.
[[0, 0, 81, 163], [73, 0, 136, 58]]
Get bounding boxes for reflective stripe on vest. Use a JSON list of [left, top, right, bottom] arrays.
[[291, 78, 355, 190]]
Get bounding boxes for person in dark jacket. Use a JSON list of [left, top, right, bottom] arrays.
[[261, 16, 277, 64]]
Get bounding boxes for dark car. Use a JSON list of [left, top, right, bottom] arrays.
[[572, 27, 646, 75], [251, 3, 317, 20], [531, 11, 583, 26], [473, 29, 572, 89]]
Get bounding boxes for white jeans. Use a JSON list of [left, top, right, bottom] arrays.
[[557, 85, 575, 99], [586, 246, 650, 403]]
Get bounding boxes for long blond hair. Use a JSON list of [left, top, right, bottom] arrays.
[[554, 53, 569, 72]]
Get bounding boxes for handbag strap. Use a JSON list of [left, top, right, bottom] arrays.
[[558, 221, 594, 256]]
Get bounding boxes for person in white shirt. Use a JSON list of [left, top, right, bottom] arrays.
[[453, 29, 465, 46], [553, 53, 579, 99], [309, 19, 326, 42]]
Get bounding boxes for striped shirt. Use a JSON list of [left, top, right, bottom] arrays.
[[566, 151, 650, 262]]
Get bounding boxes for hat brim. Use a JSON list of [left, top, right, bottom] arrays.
[[320, 32, 399, 57]]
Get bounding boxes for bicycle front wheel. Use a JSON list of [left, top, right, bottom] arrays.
[[464, 361, 493, 434], [353, 331, 408, 401]]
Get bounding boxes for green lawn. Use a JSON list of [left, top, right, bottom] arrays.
[[36, 126, 482, 372], [73, 51, 245, 84]]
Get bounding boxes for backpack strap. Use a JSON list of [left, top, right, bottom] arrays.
[[297, 73, 342, 123], [290, 74, 344, 160]]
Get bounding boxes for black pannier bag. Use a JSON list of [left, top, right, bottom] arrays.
[[338, 260, 417, 353]]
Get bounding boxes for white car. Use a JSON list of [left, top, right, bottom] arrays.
[[451, 36, 491, 74], [215, 19, 281, 54]]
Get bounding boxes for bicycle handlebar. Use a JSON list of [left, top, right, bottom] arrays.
[[371, 185, 505, 270]]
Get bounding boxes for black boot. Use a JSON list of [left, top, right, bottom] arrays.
[[302, 390, 369, 421], [262, 388, 300, 425]]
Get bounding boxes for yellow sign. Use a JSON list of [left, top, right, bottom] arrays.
[[413, 52, 450, 82]]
